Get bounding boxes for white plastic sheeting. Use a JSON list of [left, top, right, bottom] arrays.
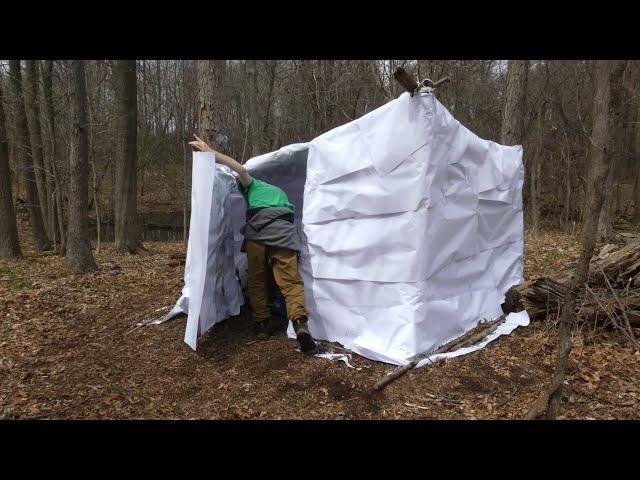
[[162, 153, 243, 350], [168, 91, 526, 364]]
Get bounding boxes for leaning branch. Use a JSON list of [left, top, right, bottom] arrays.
[[373, 314, 508, 391]]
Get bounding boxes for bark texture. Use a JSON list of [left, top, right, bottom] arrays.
[[0, 81, 21, 257], [65, 60, 97, 274], [500, 60, 529, 145], [9, 60, 51, 251], [196, 60, 224, 147], [23, 60, 50, 234], [114, 60, 141, 254]]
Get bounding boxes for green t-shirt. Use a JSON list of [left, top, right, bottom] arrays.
[[238, 178, 295, 212]]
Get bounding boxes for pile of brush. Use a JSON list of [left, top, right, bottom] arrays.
[[505, 235, 640, 345]]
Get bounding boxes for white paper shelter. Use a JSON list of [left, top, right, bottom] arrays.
[[164, 90, 527, 366]]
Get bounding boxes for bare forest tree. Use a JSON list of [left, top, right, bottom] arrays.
[[8, 60, 51, 251], [500, 60, 529, 145], [599, 61, 629, 241], [0, 80, 21, 257], [24, 60, 53, 239], [196, 60, 222, 147], [41, 60, 65, 250], [114, 60, 142, 254], [65, 60, 97, 274], [526, 60, 615, 420]]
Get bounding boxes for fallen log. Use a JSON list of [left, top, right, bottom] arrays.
[[505, 237, 640, 327], [592, 238, 640, 286], [506, 279, 640, 327], [373, 314, 508, 391]]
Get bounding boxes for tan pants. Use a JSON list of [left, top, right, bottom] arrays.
[[246, 240, 308, 322]]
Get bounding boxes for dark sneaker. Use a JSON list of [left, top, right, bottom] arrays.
[[292, 316, 315, 353], [255, 318, 272, 340]]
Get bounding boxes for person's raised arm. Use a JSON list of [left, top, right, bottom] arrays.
[[188, 134, 253, 188]]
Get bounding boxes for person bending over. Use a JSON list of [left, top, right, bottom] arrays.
[[188, 134, 315, 353]]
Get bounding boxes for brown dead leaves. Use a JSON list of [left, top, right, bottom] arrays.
[[1, 224, 640, 419]]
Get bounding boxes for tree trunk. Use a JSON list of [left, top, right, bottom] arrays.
[[92, 158, 101, 254], [246, 60, 261, 157], [86, 81, 100, 255], [303, 60, 322, 138], [635, 107, 640, 223], [196, 60, 218, 145], [177, 60, 190, 247], [500, 60, 529, 145], [42, 60, 65, 251], [630, 84, 640, 225], [38, 61, 57, 248], [263, 60, 277, 147], [0, 81, 21, 258], [114, 60, 141, 254], [24, 60, 50, 235], [599, 61, 627, 241], [9, 60, 51, 251], [65, 60, 97, 274], [182, 138, 189, 247], [526, 60, 615, 420], [530, 102, 543, 231], [560, 131, 572, 226]]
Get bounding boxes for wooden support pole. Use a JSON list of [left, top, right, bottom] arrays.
[[393, 67, 419, 94], [394, 67, 451, 96]]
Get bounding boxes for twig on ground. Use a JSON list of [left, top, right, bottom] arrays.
[[373, 315, 507, 391], [422, 392, 461, 405], [404, 402, 430, 411], [340, 397, 359, 403], [496, 387, 519, 409], [585, 284, 638, 349]]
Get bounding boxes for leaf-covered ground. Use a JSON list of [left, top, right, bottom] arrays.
[[1, 224, 639, 419]]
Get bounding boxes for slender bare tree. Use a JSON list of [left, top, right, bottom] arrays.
[[526, 60, 615, 420], [196, 60, 222, 146], [635, 99, 640, 224], [500, 60, 529, 145], [599, 60, 628, 241], [196, 63, 211, 132], [23, 60, 50, 235], [41, 60, 65, 250], [246, 60, 261, 157], [530, 100, 544, 231], [0, 80, 21, 258], [114, 60, 142, 254], [9, 60, 51, 251], [65, 60, 97, 274]]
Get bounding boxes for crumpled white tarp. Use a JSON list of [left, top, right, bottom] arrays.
[[168, 91, 526, 364], [161, 152, 242, 350], [314, 352, 362, 370]]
